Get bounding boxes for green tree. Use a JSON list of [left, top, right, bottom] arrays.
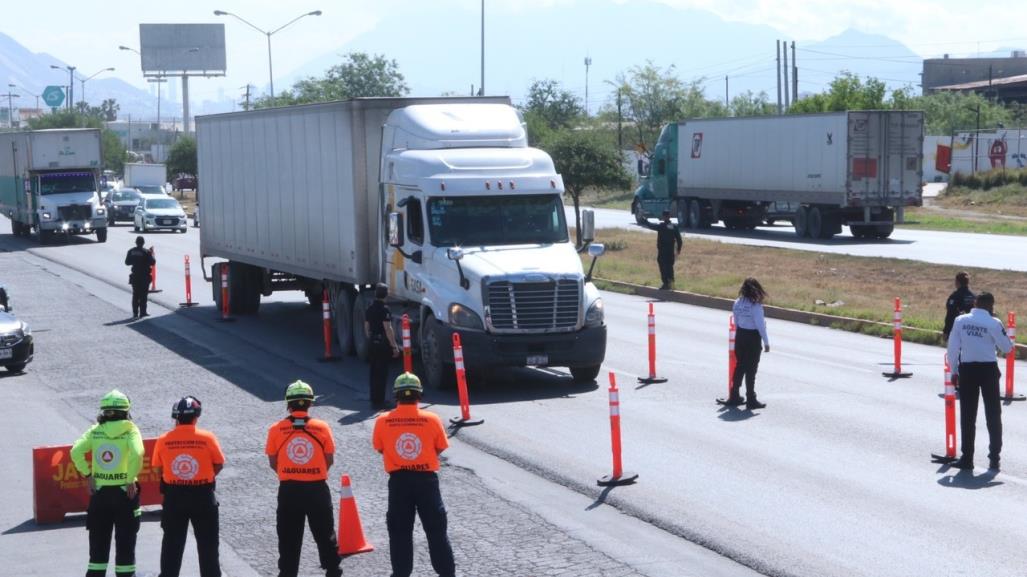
[[789, 72, 887, 113], [542, 131, 631, 247], [615, 61, 721, 152], [100, 98, 119, 121], [27, 110, 127, 173], [521, 79, 583, 131], [916, 91, 1011, 134], [255, 52, 409, 108], [729, 90, 775, 117], [166, 137, 197, 183]]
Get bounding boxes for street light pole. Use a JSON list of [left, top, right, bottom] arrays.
[[215, 9, 322, 106], [3, 85, 19, 129], [50, 64, 76, 110], [480, 0, 485, 96], [79, 67, 115, 108], [584, 56, 592, 117]]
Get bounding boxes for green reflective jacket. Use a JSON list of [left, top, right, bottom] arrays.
[[70, 420, 144, 487]]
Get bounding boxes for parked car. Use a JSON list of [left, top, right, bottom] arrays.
[[0, 288, 32, 373], [174, 174, 197, 191], [134, 196, 188, 233], [104, 188, 143, 224]]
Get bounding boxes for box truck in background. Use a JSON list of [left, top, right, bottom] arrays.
[[0, 128, 108, 243], [197, 98, 607, 389], [632, 111, 924, 239], [123, 162, 167, 195]]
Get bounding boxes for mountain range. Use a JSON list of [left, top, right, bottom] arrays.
[[3, 1, 1004, 120]]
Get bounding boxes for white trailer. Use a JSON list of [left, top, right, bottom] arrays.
[[0, 129, 108, 243], [123, 162, 167, 194], [197, 97, 607, 388], [633, 111, 925, 239]]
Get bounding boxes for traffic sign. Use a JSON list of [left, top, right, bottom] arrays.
[[42, 85, 65, 109]]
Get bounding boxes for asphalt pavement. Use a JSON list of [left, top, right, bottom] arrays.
[[572, 206, 1027, 272], [0, 222, 761, 576], [3, 216, 1027, 577]]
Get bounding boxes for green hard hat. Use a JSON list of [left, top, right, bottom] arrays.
[[393, 372, 423, 395], [100, 389, 131, 411], [285, 380, 315, 402]]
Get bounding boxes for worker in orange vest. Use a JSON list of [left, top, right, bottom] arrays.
[[372, 373, 455, 577], [265, 381, 343, 577], [150, 396, 225, 577]]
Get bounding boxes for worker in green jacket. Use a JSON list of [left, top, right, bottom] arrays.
[[71, 390, 145, 577]]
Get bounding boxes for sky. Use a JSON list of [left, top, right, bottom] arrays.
[[3, 0, 1026, 105]]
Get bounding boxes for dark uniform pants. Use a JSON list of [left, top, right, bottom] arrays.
[[131, 277, 151, 317], [160, 485, 221, 577], [731, 328, 763, 400], [387, 471, 455, 577], [657, 253, 675, 285], [86, 485, 140, 577], [276, 481, 342, 577], [369, 340, 393, 406], [958, 361, 1003, 462]]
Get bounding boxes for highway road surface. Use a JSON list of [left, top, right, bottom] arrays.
[[3, 217, 1026, 577], [570, 206, 1027, 272]]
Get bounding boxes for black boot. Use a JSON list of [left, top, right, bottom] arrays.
[[724, 386, 745, 406], [746, 391, 766, 410], [951, 456, 974, 470]]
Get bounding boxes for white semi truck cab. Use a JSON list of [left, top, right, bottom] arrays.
[[380, 104, 606, 387]]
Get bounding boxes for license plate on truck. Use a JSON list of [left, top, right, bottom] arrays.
[[527, 355, 548, 366], [0, 348, 11, 359]]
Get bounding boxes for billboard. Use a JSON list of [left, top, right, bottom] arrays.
[[139, 23, 227, 76]]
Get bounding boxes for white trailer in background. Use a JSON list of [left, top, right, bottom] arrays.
[[197, 97, 607, 388]]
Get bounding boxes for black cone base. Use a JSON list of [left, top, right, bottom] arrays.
[[883, 371, 913, 378], [449, 417, 484, 427], [1001, 393, 1027, 402], [637, 376, 668, 384], [179, 302, 199, 308], [317, 356, 342, 363], [931, 453, 957, 464], [597, 471, 638, 487]]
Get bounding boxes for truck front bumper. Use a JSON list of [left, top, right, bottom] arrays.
[[443, 325, 607, 370], [39, 218, 107, 234]]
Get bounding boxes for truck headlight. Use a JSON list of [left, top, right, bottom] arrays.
[[449, 303, 484, 330], [41, 212, 52, 220], [585, 298, 605, 327], [96, 207, 106, 216]]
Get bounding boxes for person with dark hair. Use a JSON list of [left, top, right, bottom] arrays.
[[151, 396, 225, 577], [947, 292, 1014, 471], [70, 390, 145, 577], [124, 236, 155, 319], [727, 278, 771, 409], [655, 210, 682, 290], [373, 373, 455, 577], [365, 283, 400, 409], [943, 271, 975, 341], [264, 381, 343, 577]]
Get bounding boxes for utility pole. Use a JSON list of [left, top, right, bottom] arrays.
[[479, 0, 485, 96], [2, 90, 19, 128], [584, 56, 592, 117], [725, 75, 729, 110], [776, 40, 782, 115], [783, 41, 790, 110], [241, 84, 252, 110], [616, 88, 623, 150], [791, 41, 798, 103]]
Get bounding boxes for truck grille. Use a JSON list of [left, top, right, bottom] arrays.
[[487, 279, 580, 332], [58, 204, 91, 221]]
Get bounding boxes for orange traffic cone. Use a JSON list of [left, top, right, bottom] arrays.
[[337, 474, 374, 557]]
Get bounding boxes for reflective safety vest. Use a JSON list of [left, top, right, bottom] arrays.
[[372, 403, 449, 473], [151, 424, 225, 486], [265, 412, 334, 482], [71, 419, 144, 487]]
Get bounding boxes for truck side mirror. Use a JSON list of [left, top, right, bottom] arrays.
[[585, 243, 605, 282], [580, 209, 596, 244], [388, 212, 405, 247], [637, 159, 647, 176], [446, 247, 464, 261]]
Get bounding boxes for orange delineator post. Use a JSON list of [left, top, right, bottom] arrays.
[[1003, 312, 1024, 401], [931, 354, 958, 463], [598, 372, 638, 486], [402, 314, 412, 373], [883, 297, 912, 378], [336, 474, 374, 557], [638, 302, 667, 384], [317, 289, 339, 362], [148, 247, 162, 293], [217, 266, 234, 322], [179, 255, 198, 307], [449, 333, 483, 427]]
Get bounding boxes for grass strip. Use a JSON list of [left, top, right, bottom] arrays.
[[585, 228, 1027, 348]]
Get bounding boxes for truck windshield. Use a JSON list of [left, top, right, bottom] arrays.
[[428, 194, 568, 247], [39, 172, 95, 195]]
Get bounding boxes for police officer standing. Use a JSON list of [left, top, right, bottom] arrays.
[[372, 373, 456, 577], [943, 271, 975, 342], [655, 210, 682, 290], [264, 381, 343, 577], [151, 396, 225, 577], [125, 236, 155, 318], [71, 390, 145, 577], [947, 292, 1014, 471], [365, 283, 400, 409]]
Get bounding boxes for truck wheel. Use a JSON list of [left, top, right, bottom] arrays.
[[351, 290, 371, 361], [873, 224, 894, 239], [39, 229, 54, 244], [632, 201, 647, 226], [686, 199, 702, 229], [570, 365, 601, 383], [794, 207, 810, 238], [421, 315, 456, 390], [5, 363, 26, 373], [328, 286, 355, 356], [850, 225, 870, 239], [228, 262, 260, 315], [96, 228, 108, 243]]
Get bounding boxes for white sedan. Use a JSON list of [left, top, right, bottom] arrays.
[[133, 196, 189, 233]]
